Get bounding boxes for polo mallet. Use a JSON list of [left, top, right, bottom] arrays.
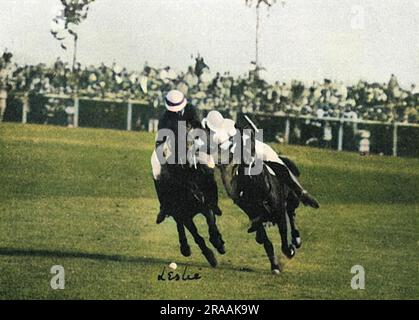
[[244, 115, 260, 133]]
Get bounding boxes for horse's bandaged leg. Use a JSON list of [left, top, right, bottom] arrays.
[[151, 150, 162, 180]]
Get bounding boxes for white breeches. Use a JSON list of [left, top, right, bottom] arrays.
[[255, 141, 285, 166], [151, 150, 161, 180]]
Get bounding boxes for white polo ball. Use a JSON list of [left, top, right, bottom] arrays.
[[169, 262, 177, 270]]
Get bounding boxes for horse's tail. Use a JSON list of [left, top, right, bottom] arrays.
[[279, 156, 301, 177]]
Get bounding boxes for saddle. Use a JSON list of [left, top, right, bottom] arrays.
[[225, 162, 279, 223]]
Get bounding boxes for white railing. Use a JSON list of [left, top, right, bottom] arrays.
[[244, 111, 419, 157], [12, 93, 419, 157], [20, 93, 149, 131]]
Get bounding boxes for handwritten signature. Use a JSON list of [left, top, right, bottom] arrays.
[[157, 266, 202, 281]]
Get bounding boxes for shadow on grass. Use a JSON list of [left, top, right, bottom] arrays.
[[0, 247, 167, 264], [0, 247, 259, 274]]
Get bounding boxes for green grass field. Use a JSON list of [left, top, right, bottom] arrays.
[[0, 123, 418, 300]]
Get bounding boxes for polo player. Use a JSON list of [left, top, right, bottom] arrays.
[[152, 90, 222, 224], [202, 111, 320, 231]]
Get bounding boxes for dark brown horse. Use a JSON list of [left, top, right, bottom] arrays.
[[216, 120, 304, 274], [153, 148, 225, 267], [219, 160, 302, 274]]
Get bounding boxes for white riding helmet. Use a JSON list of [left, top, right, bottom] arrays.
[[165, 90, 187, 112], [203, 111, 237, 144]]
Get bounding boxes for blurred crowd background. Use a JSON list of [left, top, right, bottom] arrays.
[[1, 51, 418, 123], [1, 50, 418, 156]]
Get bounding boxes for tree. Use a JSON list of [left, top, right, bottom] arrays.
[[245, 0, 285, 76], [51, 0, 96, 72], [0, 50, 13, 122], [0, 50, 13, 86]]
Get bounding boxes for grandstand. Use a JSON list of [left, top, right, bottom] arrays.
[[1, 51, 418, 157]]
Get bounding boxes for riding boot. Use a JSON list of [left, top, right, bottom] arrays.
[[199, 170, 223, 216], [267, 162, 320, 209], [154, 179, 172, 224]]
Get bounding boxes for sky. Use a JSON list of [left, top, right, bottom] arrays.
[[1, 0, 418, 87]]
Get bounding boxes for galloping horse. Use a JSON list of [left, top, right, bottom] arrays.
[[216, 124, 304, 274], [152, 135, 225, 267]]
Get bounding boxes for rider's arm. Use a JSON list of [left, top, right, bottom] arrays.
[[155, 112, 170, 148]]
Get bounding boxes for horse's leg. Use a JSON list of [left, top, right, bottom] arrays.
[[184, 218, 217, 267], [287, 192, 302, 249], [175, 219, 191, 257], [255, 225, 281, 275], [288, 209, 302, 249], [276, 187, 296, 259], [203, 211, 225, 255]]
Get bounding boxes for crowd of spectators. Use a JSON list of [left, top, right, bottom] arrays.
[[1, 51, 418, 124]]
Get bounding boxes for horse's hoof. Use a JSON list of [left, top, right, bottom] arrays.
[[292, 237, 302, 249], [216, 244, 226, 255], [282, 245, 296, 259], [291, 230, 302, 249], [180, 245, 191, 257], [210, 238, 226, 255], [271, 264, 282, 275], [272, 269, 281, 275], [203, 249, 217, 268]]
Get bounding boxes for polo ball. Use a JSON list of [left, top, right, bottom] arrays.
[[169, 262, 177, 270]]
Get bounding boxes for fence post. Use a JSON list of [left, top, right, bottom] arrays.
[[127, 101, 132, 131], [392, 122, 398, 157], [338, 119, 344, 151], [0, 89, 6, 123], [22, 94, 29, 124], [284, 117, 290, 143], [74, 96, 79, 128]]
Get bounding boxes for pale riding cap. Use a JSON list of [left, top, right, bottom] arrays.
[[202, 111, 285, 167], [165, 90, 187, 112], [203, 111, 237, 145]]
